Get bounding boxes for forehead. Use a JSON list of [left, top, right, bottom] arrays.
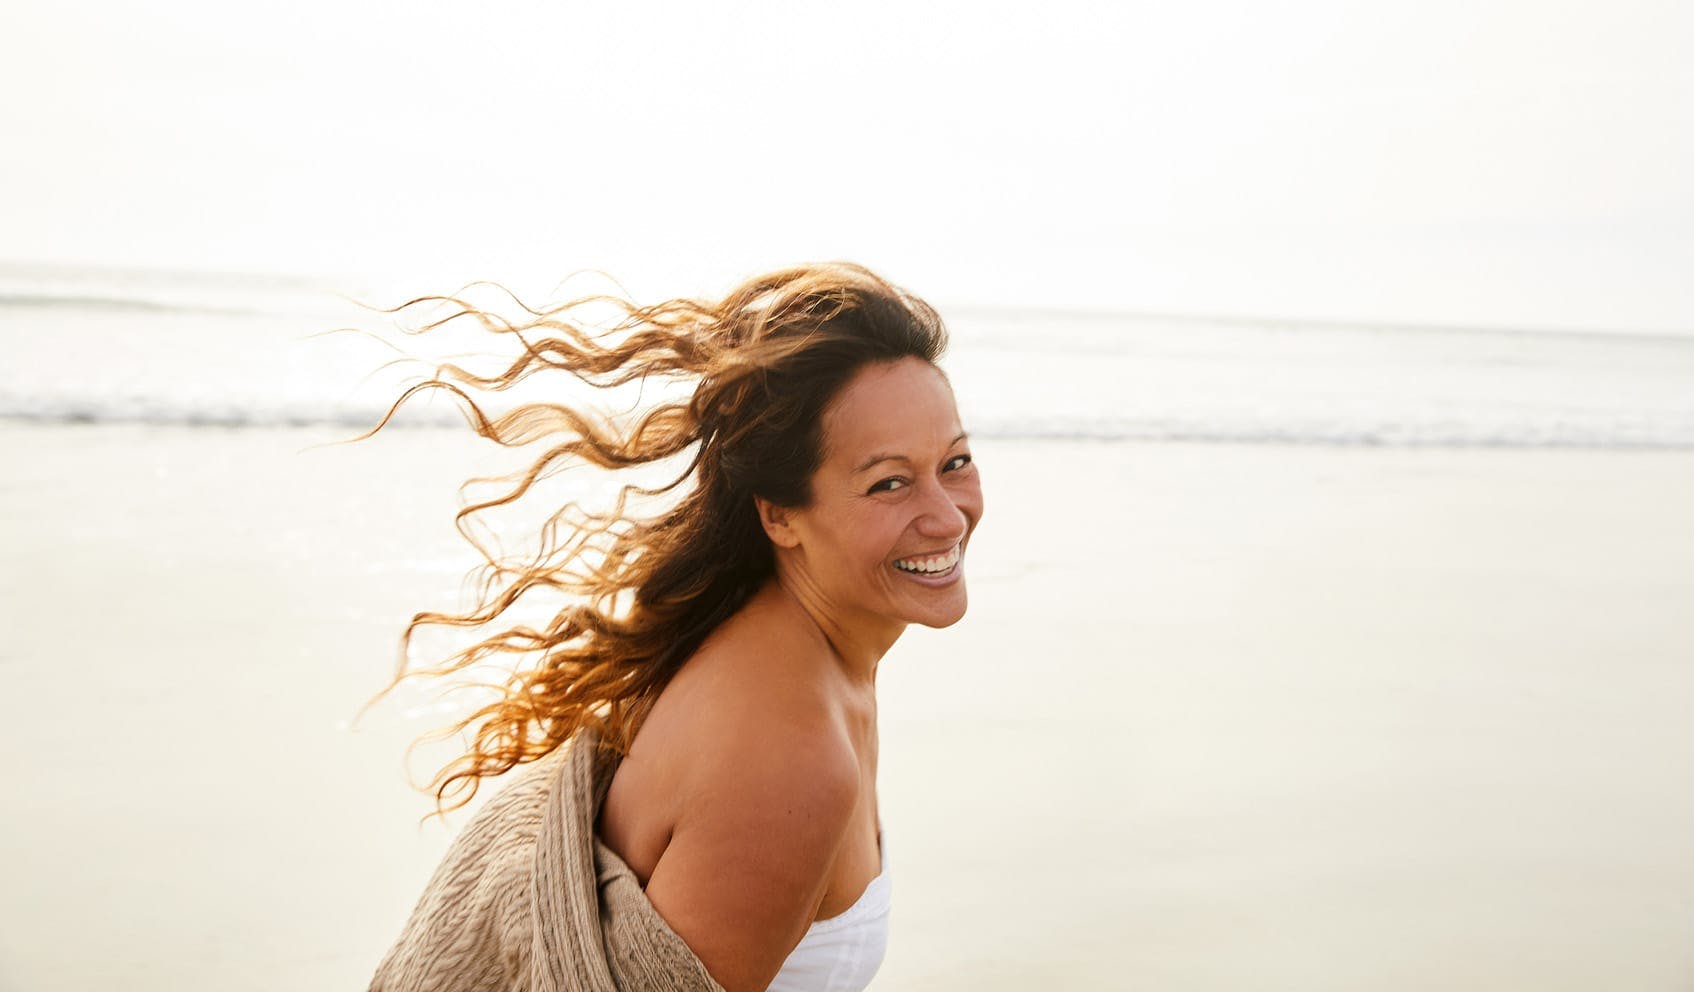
[[819, 358, 962, 467]]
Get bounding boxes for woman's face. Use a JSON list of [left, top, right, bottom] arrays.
[[768, 356, 984, 632]]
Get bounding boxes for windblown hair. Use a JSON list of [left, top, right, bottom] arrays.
[[352, 262, 948, 815]]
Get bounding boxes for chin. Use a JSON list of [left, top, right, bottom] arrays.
[[910, 590, 969, 629]]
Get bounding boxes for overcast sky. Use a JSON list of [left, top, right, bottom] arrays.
[[3, 0, 1691, 333]]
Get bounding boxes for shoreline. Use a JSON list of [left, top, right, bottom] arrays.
[[2, 424, 1691, 990]]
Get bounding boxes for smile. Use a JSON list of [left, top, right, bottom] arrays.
[[892, 543, 961, 576]]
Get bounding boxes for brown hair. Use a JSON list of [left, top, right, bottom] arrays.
[[350, 262, 948, 815]]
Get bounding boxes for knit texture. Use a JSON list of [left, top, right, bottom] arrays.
[[369, 726, 727, 992]]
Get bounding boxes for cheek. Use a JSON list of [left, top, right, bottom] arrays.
[[956, 477, 985, 524], [838, 512, 906, 574], [860, 515, 907, 563], [807, 504, 892, 568]]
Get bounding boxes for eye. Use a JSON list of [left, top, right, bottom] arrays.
[[868, 477, 908, 494], [945, 453, 973, 471]]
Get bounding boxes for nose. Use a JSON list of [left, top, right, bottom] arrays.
[[912, 476, 969, 542]]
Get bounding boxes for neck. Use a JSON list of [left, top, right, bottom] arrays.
[[764, 564, 902, 692]]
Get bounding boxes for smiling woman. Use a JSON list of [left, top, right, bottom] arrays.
[[354, 262, 983, 992]]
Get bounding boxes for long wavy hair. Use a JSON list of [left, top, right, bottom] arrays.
[[350, 262, 949, 815]]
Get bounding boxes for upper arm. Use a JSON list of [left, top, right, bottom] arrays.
[[640, 721, 859, 992]]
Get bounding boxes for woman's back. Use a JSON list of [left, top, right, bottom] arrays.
[[595, 582, 885, 987], [596, 583, 884, 909]]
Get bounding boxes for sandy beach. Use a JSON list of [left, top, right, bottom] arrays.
[[1, 423, 1691, 991]]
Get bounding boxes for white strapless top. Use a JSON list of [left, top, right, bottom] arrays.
[[765, 819, 890, 992]]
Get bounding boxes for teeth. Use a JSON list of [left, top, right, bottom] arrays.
[[893, 545, 960, 574]]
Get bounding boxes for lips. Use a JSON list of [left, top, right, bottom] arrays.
[[892, 543, 961, 575]]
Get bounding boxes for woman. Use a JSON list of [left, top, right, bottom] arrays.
[[361, 262, 984, 992]]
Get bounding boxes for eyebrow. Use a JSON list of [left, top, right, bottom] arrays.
[[852, 431, 970, 474]]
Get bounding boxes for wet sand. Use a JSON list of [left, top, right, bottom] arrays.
[[1, 424, 1691, 990]]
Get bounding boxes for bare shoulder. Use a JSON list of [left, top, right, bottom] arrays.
[[640, 677, 860, 992]]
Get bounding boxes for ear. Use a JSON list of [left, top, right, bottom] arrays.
[[754, 495, 802, 549]]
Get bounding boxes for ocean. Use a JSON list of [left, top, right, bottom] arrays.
[[6, 262, 1694, 992], [3, 263, 1693, 450]]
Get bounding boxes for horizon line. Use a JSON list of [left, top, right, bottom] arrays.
[[2, 256, 1691, 345]]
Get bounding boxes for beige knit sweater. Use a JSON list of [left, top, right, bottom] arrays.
[[369, 726, 727, 992]]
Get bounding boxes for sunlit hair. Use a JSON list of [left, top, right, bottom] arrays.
[[350, 262, 948, 815]]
